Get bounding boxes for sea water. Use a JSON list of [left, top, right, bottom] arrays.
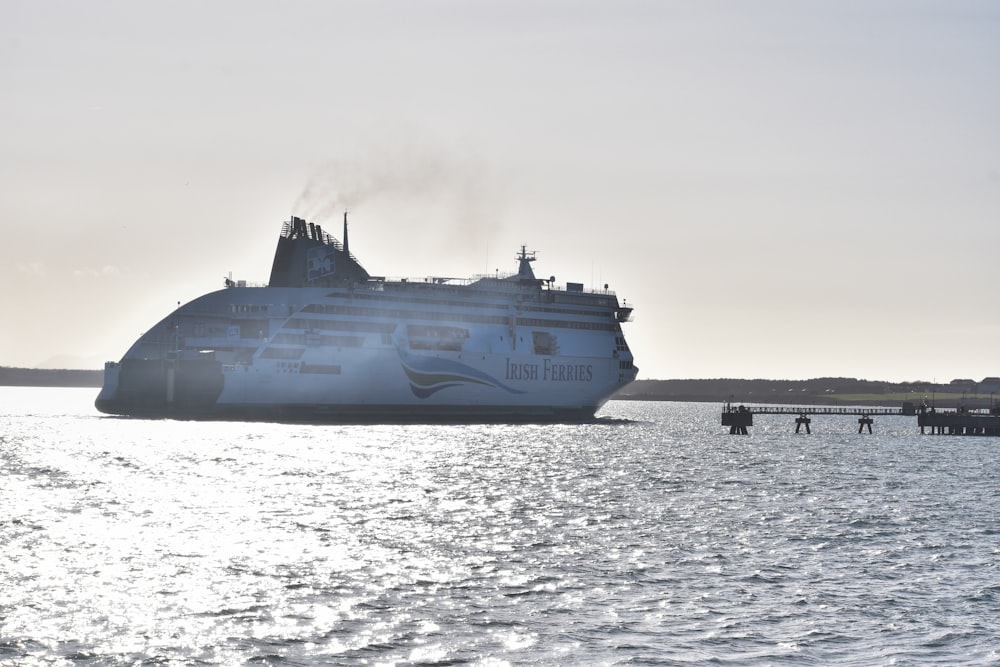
[[1, 386, 998, 666]]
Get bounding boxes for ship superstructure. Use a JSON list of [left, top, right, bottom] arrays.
[[96, 214, 638, 421]]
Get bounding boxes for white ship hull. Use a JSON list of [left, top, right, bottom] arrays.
[[96, 217, 637, 422]]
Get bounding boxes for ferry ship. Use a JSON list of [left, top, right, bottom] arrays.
[[95, 214, 638, 421]]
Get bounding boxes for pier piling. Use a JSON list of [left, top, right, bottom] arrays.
[[795, 416, 811, 434], [858, 416, 874, 433]]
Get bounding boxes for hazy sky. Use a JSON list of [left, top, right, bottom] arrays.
[[2, 0, 998, 382]]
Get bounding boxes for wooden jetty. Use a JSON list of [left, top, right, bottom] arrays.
[[722, 401, 1000, 436]]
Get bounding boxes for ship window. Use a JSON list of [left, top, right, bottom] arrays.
[[261, 347, 304, 360], [532, 331, 559, 355], [295, 303, 615, 332], [300, 363, 342, 375]]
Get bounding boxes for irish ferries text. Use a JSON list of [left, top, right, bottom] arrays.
[[505, 358, 594, 382]]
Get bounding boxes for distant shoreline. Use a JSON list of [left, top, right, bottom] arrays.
[[617, 378, 996, 409], [2, 367, 993, 409], [1, 367, 103, 388]]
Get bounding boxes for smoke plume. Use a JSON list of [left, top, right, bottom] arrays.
[[291, 140, 509, 255]]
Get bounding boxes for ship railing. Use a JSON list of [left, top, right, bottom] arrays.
[[378, 272, 551, 286], [464, 273, 619, 296], [215, 274, 617, 296], [372, 274, 617, 296], [223, 280, 269, 289]]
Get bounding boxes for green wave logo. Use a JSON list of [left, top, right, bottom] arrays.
[[399, 352, 524, 399]]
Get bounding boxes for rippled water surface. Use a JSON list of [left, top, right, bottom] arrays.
[[2, 387, 999, 666]]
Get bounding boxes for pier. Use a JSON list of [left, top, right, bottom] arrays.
[[917, 409, 1000, 436], [722, 401, 1000, 436]]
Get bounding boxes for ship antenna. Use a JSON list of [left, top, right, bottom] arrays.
[[343, 210, 350, 255]]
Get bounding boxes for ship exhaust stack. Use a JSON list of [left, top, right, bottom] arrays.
[[268, 214, 369, 287]]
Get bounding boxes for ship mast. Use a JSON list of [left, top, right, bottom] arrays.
[[343, 210, 350, 256], [516, 245, 537, 281]]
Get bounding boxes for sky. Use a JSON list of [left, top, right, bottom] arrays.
[[2, 0, 998, 382]]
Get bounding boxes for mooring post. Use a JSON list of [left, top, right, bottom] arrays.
[[795, 415, 811, 434], [858, 416, 874, 434]]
